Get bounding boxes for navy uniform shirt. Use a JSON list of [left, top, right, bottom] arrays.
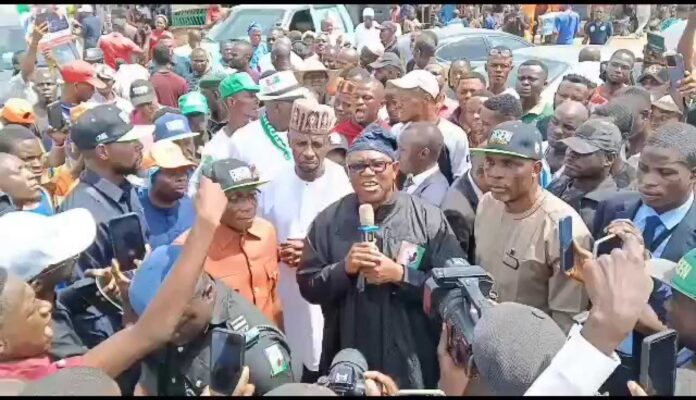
[[584, 20, 613, 45], [58, 168, 150, 276]]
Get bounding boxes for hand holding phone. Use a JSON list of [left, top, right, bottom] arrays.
[[640, 329, 678, 396], [559, 216, 574, 273], [108, 213, 147, 273], [210, 328, 246, 395], [665, 51, 687, 90]]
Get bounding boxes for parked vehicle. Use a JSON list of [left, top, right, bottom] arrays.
[[397, 25, 533, 70]]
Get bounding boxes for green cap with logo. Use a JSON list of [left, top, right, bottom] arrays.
[[178, 91, 209, 116], [561, 119, 623, 155], [198, 72, 232, 91], [219, 72, 260, 100], [649, 249, 696, 302], [470, 120, 543, 160]]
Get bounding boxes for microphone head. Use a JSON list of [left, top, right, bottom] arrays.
[[330, 348, 368, 373], [358, 204, 374, 227], [472, 302, 566, 396]]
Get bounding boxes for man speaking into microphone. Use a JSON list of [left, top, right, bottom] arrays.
[[297, 124, 464, 389]]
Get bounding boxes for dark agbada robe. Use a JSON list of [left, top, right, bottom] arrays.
[[297, 192, 464, 389]]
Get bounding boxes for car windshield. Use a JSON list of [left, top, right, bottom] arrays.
[[0, 26, 27, 55], [207, 9, 285, 42]]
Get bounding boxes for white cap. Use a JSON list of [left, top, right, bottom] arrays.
[[363, 7, 375, 18], [78, 4, 93, 13], [0, 209, 97, 282], [364, 40, 385, 57], [388, 70, 440, 99], [257, 71, 312, 102]]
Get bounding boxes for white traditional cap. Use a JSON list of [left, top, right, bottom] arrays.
[[363, 7, 375, 18], [0, 209, 96, 282], [78, 4, 93, 13], [388, 70, 440, 99], [363, 40, 385, 57]]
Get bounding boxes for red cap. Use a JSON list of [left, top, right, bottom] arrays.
[[60, 60, 106, 89]]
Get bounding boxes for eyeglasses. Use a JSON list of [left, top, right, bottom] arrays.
[[347, 160, 393, 174], [489, 48, 512, 57]]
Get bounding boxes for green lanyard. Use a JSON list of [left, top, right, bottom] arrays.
[[260, 114, 292, 161]]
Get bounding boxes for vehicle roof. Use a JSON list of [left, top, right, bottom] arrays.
[[512, 45, 616, 62]]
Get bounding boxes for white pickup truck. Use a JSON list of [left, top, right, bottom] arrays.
[[185, 4, 356, 66]]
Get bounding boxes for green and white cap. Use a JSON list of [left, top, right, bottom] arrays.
[[649, 248, 696, 302], [471, 120, 543, 160]]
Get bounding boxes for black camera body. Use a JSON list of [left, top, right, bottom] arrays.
[[318, 348, 367, 396], [424, 259, 496, 367]]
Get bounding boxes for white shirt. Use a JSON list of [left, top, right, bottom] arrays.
[[633, 192, 694, 258], [393, 119, 471, 179], [525, 324, 621, 396], [90, 91, 134, 115], [2, 73, 39, 106], [228, 119, 295, 183], [405, 164, 440, 195], [257, 51, 305, 74], [188, 124, 243, 196], [258, 160, 353, 370], [113, 63, 150, 100], [355, 22, 381, 53]]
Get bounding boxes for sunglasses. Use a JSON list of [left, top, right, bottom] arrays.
[[489, 48, 512, 57], [347, 160, 393, 174]]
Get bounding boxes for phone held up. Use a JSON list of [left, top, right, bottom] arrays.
[[108, 213, 147, 274], [640, 329, 678, 396], [210, 328, 246, 395]]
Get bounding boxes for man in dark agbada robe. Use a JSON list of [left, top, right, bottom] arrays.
[[297, 124, 465, 389]]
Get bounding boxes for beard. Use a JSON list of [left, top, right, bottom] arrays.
[[113, 163, 140, 177]]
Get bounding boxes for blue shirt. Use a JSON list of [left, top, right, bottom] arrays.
[[440, 5, 457, 25], [28, 187, 54, 216], [485, 15, 497, 30], [138, 189, 195, 249], [81, 15, 103, 49], [251, 42, 268, 72], [554, 11, 580, 45], [585, 20, 613, 45]]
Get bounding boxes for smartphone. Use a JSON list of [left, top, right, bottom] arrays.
[[647, 32, 666, 54], [593, 233, 622, 258], [210, 328, 246, 395], [47, 102, 66, 131], [640, 329, 678, 396], [108, 213, 147, 272], [665, 52, 686, 90], [559, 216, 574, 273]]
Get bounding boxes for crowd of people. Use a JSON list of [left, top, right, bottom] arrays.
[[0, 2, 695, 397]]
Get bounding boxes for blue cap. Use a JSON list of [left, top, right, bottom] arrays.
[[129, 245, 183, 316], [153, 113, 200, 142], [348, 123, 398, 160]]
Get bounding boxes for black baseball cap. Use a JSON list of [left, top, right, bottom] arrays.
[[71, 104, 154, 150], [129, 79, 157, 107], [471, 121, 543, 160], [561, 119, 622, 154], [205, 158, 268, 192], [638, 64, 669, 85]]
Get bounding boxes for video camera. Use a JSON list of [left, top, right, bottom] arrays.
[[423, 259, 496, 368], [317, 348, 367, 396]]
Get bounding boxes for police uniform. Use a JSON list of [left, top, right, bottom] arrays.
[[138, 281, 294, 396], [472, 122, 591, 333]]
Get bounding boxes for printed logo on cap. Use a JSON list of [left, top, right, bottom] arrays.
[[676, 258, 693, 280], [489, 129, 514, 145], [229, 166, 253, 182], [132, 85, 149, 96], [165, 119, 186, 132], [96, 133, 108, 142]]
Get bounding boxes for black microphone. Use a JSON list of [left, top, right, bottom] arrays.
[[357, 204, 378, 292]]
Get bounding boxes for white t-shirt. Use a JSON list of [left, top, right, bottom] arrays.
[[228, 119, 295, 183], [258, 160, 353, 371], [393, 118, 471, 179], [354, 22, 381, 53], [113, 63, 150, 100], [188, 124, 245, 197], [2, 73, 39, 106]]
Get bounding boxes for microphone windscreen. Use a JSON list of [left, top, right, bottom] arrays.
[[472, 302, 566, 396], [330, 348, 368, 373], [358, 204, 374, 227]]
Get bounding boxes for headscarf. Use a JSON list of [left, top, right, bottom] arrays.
[[347, 123, 398, 160], [155, 14, 169, 27], [247, 22, 263, 34]]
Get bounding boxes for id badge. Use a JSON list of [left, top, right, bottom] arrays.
[[396, 241, 425, 270]]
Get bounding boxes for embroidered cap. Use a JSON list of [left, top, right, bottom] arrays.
[[289, 98, 336, 136], [471, 120, 543, 160], [205, 158, 268, 192]]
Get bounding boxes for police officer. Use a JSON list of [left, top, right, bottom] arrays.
[[130, 245, 297, 396]]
